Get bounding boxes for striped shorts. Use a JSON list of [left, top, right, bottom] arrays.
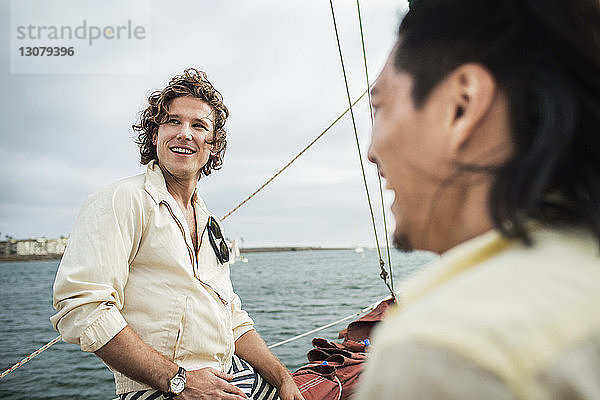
[[119, 356, 279, 400]]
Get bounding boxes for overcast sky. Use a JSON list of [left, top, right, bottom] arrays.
[[0, 0, 407, 247]]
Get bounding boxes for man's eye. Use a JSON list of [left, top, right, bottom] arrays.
[[167, 118, 180, 124], [193, 123, 208, 130]]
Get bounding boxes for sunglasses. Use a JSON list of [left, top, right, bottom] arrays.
[[207, 216, 230, 264]]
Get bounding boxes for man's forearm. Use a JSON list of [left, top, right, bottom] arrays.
[[94, 325, 179, 393], [234, 329, 293, 388]]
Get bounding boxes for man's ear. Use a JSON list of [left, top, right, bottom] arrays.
[[446, 63, 496, 154], [151, 132, 157, 146]]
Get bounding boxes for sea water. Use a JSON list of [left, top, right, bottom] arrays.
[[0, 249, 435, 399]]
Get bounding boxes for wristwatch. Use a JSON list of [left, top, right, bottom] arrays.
[[168, 366, 187, 395]]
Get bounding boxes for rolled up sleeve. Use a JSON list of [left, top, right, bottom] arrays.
[[50, 184, 143, 352], [231, 292, 255, 341]]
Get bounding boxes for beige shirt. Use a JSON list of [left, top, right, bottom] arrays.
[[357, 227, 600, 400], [51, 161, 254, 394]]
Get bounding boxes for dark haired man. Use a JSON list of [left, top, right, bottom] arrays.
[[358, 0, 600, 398], [52, 69, 302, 400]]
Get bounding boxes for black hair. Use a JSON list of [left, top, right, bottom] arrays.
[[395, 0, 600, 244]]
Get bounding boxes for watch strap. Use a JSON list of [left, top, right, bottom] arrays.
[[177, 366, 186, 381]]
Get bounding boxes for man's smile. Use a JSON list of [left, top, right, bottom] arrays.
[[170, 146, 196, 155]]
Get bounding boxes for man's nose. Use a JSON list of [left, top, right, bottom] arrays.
[[367, 142, 377, 165], [178, 124, 193, 140]]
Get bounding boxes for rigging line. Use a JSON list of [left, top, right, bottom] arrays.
[[328, 0, 396, 301], [0, 335, 62, 379], [220, 88, 369, 222], [355, 0, 395, 292], [267, 295, 390, 349]]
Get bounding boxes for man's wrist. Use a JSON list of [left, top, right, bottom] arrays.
[[274, 366, 294, 388], [167, 366, 187, 395], [158, 363, 180, 393]]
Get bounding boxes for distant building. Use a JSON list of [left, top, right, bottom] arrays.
[[14, 237, 69, 256], [0, 239, 17, 255], [47, 237, 68, 255], [17, 238, 48, 255], [0, 236, 69, 257]]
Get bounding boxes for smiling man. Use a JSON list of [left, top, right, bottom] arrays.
[[51, 69, 302, 400], [358, 0, 600, 399]]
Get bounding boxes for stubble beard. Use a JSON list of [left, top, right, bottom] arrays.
[[393, 227, 414, 252]]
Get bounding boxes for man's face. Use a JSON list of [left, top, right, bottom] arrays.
[[368, 55, 454, 251], [153, 96, 215, 182]]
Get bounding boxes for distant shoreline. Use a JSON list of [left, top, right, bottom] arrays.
[[240, 247, 350, 253], [0, 254, 63, 262], [0, 247, 353, 263]]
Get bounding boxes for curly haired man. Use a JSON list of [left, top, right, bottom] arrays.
[[52, 69, 303, 400]]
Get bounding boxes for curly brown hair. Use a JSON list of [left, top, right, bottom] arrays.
[[133, 68, 229, 177]]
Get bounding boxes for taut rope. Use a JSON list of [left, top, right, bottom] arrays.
[[268, 294, 393, 349], [0, 335, 61, 379], [355, 0, 395, 292], [328, 0, 397, 302], [220, 89, 368, 222]]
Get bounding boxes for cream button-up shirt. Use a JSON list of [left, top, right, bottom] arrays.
[[357, 227, 600, 400], [51, 161, 254, 394]]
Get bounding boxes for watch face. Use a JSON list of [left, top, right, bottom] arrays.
[[171, 376, 185, 394]]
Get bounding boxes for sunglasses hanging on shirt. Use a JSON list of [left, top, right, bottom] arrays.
[[207, 216, 230, 264]]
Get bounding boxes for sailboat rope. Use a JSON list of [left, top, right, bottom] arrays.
[[355, 0, 395, 293], [2, 2, 399, 379], [219, 89, 368, 222], [328, 0, 397, 302], [268, 294, 392, 349], [0, 335, 62, 379]]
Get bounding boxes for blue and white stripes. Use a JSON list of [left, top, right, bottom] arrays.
[[119, 356, 279, 400]]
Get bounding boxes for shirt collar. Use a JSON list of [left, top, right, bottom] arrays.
[[143, 160, 172, 205], [399, 229, 515, 306], [143, 160, 210, 214]]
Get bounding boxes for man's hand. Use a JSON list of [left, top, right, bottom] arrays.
[[179, 367, 247, 399], [234, 330, 304, 400], [276, 376, 304, 400], [95, 327, 248, 399]]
